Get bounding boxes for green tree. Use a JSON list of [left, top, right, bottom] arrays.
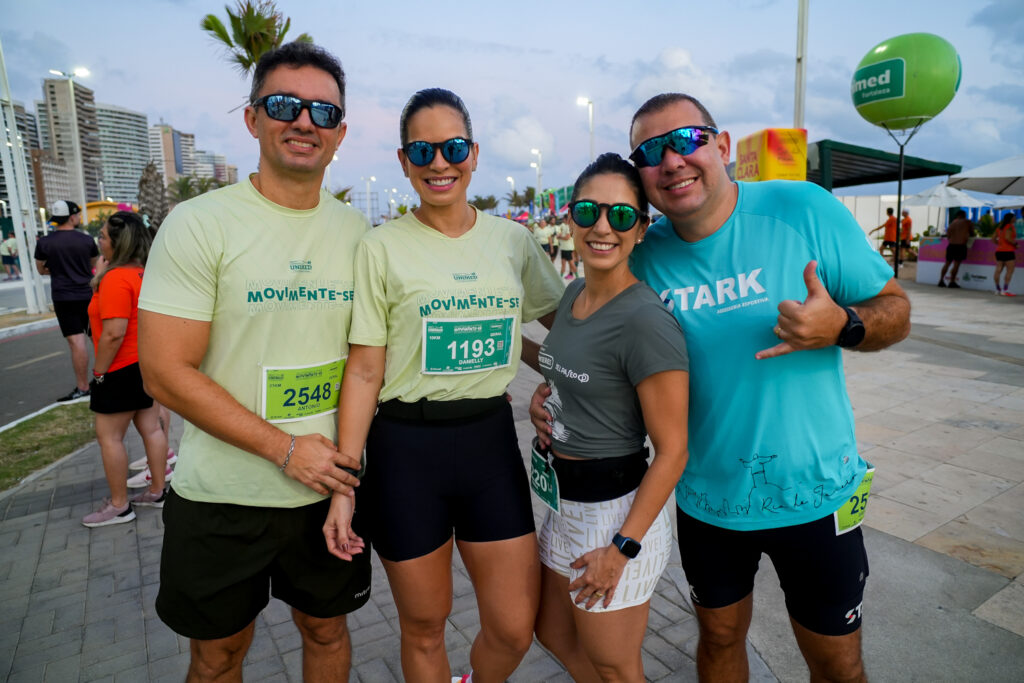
[[523, 187, 536, 208], [333, 186, 353, 204], [504, 190, 524, 211], [137, 161, 169, 231], [168, 176, 197, 205], [201, 1, 312, 76], [471, 194, 499, 213]]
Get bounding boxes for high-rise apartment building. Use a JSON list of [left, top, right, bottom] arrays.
[[30, 149, 73, 211], [96, 103, 149, 204], [149, 123, 197, 184], [40, 78, 102, 204], [0, 102, 40, 211]]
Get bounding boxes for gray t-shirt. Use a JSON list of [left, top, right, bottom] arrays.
[[540, 278, 689, 459]]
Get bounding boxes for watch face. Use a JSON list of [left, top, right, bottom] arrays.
[[614, 533, 641, 558]]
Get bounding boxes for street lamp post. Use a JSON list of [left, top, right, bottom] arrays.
[[0, 199, 6, 218], [361, 175, 376, 222], [576, 97, 594, 162], [530, 149, 543, 217], [49, 68, 90, 224]]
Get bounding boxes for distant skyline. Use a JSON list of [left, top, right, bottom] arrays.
[[4, 0, 1022, 205]]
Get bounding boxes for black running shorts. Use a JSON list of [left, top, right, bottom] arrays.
[[54, 299, 90, 337], [156, 490, 372, 640], [676, 508, 869, 636], [358, 401, 535, 562]]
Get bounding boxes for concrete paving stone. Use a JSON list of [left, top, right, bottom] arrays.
[[13, 628, 82, 658], [29, 571, 61, 594], [10, 638, 83, 674], [640, 648, 675, 680], [240, 653, 286, 680], [82, 617, 116, 649], [279, 649, 302, 679], [508, 650, 570, 682], [890, 394, 984, 421], [950, 449, 1024, 485], [649, 591, 690, 624], [81, 632, 146, 668], [853, 422, 912, 449], [5, 664, 45, 683], [348, 618, 395, 649], [52, 600, 86, 633], [653, 613, 699, 647], [974, 582, 1024, 638], [0, 594, 29, 626], [351, 596, 385, 627], [970, 435, 1024, 461], [993, 394, 1024, 412], [114, 611, 146, 642], [884, 423, 999, 461], [880, 476, 986, 522], [354, 657, 400, 683], [144, 625, 181, 661], [42, 652, 82, 680], [446, 642, 471, 676], [857, 409, 935, 435], [79, 647, 149, 681], [917, 518, 1024, 578], [350, 636, 403, 666], [268, 623, 301, 654], [147, 651, 190, 680], [899, 360, 988, 379], [448, 605, 480, 631], [262, 597, 292, 626], [861, 446, 939, 493], [865, 495, 944, 541], [19, 610, 54, 641], [919, 463, 1016, 505], [961, 483, 1024, 540], [28, 575, 87, 605], [642, 632, 693, 672], [444, 619, 473, 649], [244, 626, 278, 663], [0, 529, 20, 548], [113, 663, 151, 682]]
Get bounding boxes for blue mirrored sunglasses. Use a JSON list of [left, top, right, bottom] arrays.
[[253, 94, 344, 129], [403, 138, 472, 167], [629, 126, 718, 168]]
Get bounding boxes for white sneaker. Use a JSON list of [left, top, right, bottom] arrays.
[[129, 450, 177, 471], [127, 465, 174, 489]]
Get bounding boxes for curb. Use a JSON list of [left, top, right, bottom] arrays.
[[0, 317, 58, 341], [0, 439, 96, 505]]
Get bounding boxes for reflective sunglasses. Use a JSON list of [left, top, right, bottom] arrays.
[[568, 201, 647, 232], [629, 125, 718, 168], [252, 94, 344, 129], [403, 138, 473, 167]]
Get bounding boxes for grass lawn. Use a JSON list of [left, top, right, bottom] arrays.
[[0, 402, 95, 493]]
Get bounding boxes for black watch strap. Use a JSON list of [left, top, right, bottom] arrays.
[[836, 306, 865, 348], [612, 532, 641, 559]]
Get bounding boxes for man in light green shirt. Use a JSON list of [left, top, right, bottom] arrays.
[[138, 42, 370, 681]]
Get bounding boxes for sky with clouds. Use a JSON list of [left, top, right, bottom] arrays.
[[3, 0, 1022, 206]]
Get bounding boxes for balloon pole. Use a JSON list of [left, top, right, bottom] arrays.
[[882, 121, 924, 278]]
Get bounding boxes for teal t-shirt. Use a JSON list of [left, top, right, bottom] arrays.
[[631, 180, 892, 531]]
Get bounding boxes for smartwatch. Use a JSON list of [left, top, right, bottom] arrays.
[[836, 306, 865, 348], [612, 532, 641, 559]]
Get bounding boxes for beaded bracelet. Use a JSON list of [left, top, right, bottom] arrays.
[[280, 434, 295, 472]]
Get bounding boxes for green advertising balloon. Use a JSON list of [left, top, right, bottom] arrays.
[[852, 33, 961, 130]]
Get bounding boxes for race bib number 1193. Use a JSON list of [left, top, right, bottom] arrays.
[[421, 316, 515, 374]]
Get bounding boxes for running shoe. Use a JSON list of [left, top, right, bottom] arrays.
[[131, 488, 167, 508], [937, 281, 946, 287], [82, 499, 135, 528], [127, 465, 174, 489], [949, 282, 961, 289], [57, 387, 90, 402], [1004, 291, 1017, 297], [129, 450, 177, 471]]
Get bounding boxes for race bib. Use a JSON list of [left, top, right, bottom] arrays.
[[421, 316, 515, 374], [834, 466, 875, 535], [530, 442, 560, 513], [261, 358, 344, 423]]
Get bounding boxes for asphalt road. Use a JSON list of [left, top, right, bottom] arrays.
[[0, 325, 88, 424]]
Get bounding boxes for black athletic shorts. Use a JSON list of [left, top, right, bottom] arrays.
[[358, 400, 535, 562], [541, 244, 552, 254], [996, 251, 1016, 262], [156, 489, 372, 640], [54, 299, 90, 337], [676, 508, 869, 636], [560, 248, 574, 259], [89, 362, 153, 414], [945, 244, 968, 262]]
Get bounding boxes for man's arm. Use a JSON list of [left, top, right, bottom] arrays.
[[756, 262, 910, 359], [35, 259, 48, 275], [138, 310, 360, 495]]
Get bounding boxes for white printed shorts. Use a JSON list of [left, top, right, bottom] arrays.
[[538, 490, 673, 612]]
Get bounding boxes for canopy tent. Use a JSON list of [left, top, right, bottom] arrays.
[[947, 155, 1024, 195], [806, 139, 962, 191], [989, 195, 1024, 210], [902, 182, 990, 208]]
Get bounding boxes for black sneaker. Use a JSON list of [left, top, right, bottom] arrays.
[[949, 282, 961, 289], [57, 387, 90, 402], [937, 281, 947, 287]]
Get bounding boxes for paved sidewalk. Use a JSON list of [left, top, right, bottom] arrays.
[[1, 280, 1023, 681]]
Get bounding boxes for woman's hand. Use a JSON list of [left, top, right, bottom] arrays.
[[529, 382, 553, 448], [322, 492, 365, 561], [569, 545, 628, 610]]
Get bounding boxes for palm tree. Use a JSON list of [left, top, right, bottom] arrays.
[[168, 176, 197, 205], [333, 186, 353, 204], [201, 1, 312, 76], [471, 194, 498, 214], [137, 162, 169, 231], [504, 190, 524, 212]]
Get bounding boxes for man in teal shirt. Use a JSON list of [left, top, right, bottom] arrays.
[[535, 93, 910, 682]]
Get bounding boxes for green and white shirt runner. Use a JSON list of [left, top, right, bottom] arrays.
[[350, 209, 564, 403], [139, 179, 370, 507]]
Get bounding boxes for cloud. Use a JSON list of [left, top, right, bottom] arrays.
[[488, 116, 553, 168], [970, 1, 1024, 71], [967, 84, 1024, 109]]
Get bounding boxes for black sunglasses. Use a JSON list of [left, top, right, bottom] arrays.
[[252, 94, 345, 129], [629, 125, 718, 168], [568, 201, 647, 232], [403, 138, 473, 167]]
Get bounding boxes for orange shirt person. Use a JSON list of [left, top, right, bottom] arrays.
[[901, 210, 912, 242], [869, 207, 899, 255]]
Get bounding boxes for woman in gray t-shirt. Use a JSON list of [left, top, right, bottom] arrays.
[[531, 153, 690, 681]]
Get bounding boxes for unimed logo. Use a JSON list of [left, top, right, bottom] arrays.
[[852, 58, 905, 108]]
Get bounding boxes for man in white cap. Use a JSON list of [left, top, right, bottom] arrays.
[[34, 200, 98, 401]]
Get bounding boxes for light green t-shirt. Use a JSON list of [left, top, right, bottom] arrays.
[[350, 209, 564, 403], [533, 225, 553, 245], [139, 179, 370, 507], [0, 237, 15, 256], [557, 225, 574, 250]]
